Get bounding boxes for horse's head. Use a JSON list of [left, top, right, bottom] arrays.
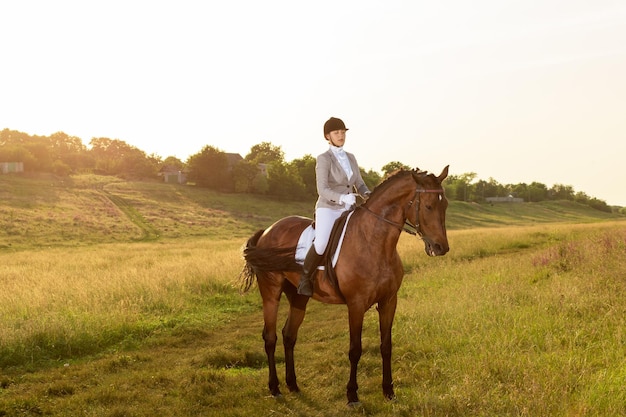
[[408, 166, 450, 256], [362, 166, 450, 256]]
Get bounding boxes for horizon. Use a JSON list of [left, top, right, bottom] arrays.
[[1, 126, 620, 207]]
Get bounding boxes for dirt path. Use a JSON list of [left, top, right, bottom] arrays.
[[102, 190, 161, 241]]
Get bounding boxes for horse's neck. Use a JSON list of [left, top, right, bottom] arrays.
[[367, 190, 411, 224], [359, 200, 407, 243]]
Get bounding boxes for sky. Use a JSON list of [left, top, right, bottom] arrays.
[[2, 0, 626, 205]]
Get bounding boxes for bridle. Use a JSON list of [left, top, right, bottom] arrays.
[[359, 188, 445, 237]]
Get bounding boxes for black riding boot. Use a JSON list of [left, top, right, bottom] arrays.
[[297, 246, 323, 297]]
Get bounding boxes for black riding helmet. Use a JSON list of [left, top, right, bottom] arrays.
[[323, 117, 349, 137]]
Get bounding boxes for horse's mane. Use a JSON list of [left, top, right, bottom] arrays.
[[367, 168, 421, 201]]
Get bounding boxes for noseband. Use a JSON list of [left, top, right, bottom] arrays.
[[360, 189, 444, 237]]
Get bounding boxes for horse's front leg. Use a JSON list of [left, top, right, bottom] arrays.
[[346, 307, 365, 405], [283, 285, 309, 393], [378, 295, 398, 400]]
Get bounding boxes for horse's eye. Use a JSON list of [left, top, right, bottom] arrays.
[[426, 205, 433, 210]]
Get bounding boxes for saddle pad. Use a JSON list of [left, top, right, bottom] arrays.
[[295, 211, 355, 268]]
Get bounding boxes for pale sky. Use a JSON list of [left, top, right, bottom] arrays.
[[2, 0, 625, 205]]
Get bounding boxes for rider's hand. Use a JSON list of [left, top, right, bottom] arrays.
[[340, 193, 356, 207]]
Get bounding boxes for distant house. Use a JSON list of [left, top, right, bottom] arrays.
[[0, 162, 24, 174], [159, 153, 243, 184], [160, 165, 187, 184], [486, 196, 524, 203], [225, 153, 243, 170]]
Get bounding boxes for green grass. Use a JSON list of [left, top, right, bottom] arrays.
[[0, 174, 625, 416]]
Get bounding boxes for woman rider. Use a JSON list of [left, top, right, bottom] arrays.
[[297, 117, 371, 297]]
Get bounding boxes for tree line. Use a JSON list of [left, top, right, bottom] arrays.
[[0, 128, 618, 213]]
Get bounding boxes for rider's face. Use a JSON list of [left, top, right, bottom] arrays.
[[326, 129, 346, 147]]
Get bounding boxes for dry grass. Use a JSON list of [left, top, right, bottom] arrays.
[[1, 222, 625, 416], [0, 239, 250, 368], [1, 174, 625, 416]]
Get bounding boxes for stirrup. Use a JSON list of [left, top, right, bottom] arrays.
[[297, 275, 314, 296]]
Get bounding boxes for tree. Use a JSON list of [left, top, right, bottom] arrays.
[[0, 144, 37, 171], [588, 197, 611, 213], [0, 128, 32, 146], [510, 183, 529, 200], [266, 161, 306, 199], [245, 142, 284, 165], [549, 184, 575, 201], [289, 154, 316, 197], [89, 137, 123, 174], [528, 182, 548, 202], [361, 168, 382, 190], [49, 132, 87, 164], [89, 137, 158, 178], [161, 156, 185, 171], [232, 159, 261, 193], [381, 161, 410, 176], [445, 172, 477, 201], [23, 139, 53, 172], [186, 145, 232, 191], [121, 149, 160, 179], [51, 159, 72, 176]]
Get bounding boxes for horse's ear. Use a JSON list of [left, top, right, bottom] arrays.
[[438, 165, 449, 183]]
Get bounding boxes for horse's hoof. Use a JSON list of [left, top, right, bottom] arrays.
[[347, 401, 363, 408], [288, 385, 300, 393]]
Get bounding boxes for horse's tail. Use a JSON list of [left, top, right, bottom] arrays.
[[239, 229, 301, 293], [239, 229, 265, 293]]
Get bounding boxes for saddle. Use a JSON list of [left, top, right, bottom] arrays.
[[296, 210, 353, 267], [295, 209, 354, 297]]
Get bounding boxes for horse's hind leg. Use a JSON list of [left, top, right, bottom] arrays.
[[283, 284, 309, 393], [260, 280, 283, 396]]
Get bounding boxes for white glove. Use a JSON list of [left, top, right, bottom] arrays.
[[340, 193, 356, 208]]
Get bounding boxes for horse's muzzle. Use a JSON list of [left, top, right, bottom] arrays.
[[423, 239, 449, 256]]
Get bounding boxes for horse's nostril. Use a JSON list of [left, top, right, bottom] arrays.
[[432, 243, 449, 256]]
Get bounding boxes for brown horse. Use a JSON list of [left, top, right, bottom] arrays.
[[239, 166, 449, 405]]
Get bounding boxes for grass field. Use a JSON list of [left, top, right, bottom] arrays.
[[1, 174, 625, 416]]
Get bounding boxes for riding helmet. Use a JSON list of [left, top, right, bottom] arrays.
[[323, 117, 349, 137]]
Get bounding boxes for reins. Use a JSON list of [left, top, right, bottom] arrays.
[[359, 205, 407, 233], [359, 189, 444, 237]]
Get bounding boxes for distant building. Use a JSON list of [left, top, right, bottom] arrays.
[[486, 196, 524, 203], [225, 153, 243, 170], [163, 170, 186, 184], [160, 165, 187, 184], [159, 153, 243, 184], [0, 162, 24, 174]]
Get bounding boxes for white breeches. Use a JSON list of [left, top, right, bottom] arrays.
[[313, 207, 346, 255]]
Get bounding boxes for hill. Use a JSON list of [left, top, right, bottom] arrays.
[[0, 173, 622, 251]]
